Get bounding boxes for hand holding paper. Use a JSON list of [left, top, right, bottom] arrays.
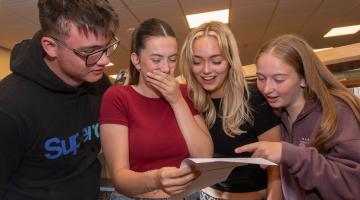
[[155, 166, 200, 196], [170, 157, 277, 200]]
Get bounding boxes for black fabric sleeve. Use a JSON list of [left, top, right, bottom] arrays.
[[248, 84, 280, 136], [0, 110, 24, 198]]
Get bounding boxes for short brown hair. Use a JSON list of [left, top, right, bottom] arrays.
[[38, 0, 119, 38]]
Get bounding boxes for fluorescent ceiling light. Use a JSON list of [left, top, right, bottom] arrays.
[[313, 47, 333, 52], [109, 74, 117, 79], [186, 9, 229, 28], [106, 62, 114, 67], [324, 25, 360, 37]]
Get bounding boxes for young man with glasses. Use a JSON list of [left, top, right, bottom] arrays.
[[0, 0, 119, 199]]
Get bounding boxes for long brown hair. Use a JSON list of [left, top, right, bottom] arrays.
[[256, 34, 360, 152], [127, 18, 176, 85], [179, 21, 253, 137]]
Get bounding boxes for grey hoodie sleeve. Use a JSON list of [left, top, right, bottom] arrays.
[[281, 104, 360, 199], [0, 110, 25, 198]]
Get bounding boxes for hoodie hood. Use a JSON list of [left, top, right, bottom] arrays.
[[10, 31, 79, 93]]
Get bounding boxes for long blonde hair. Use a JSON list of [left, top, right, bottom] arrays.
[[256, 34, 360, 152], [179, 21, 253, 137]]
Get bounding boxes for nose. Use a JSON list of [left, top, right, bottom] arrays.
[[159, 60, 171, 74], [262, 79, 274, 94], [202, 61, 211, 74], [96, 52, 110, 66]]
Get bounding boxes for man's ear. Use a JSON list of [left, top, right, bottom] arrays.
[[41, 36, 57, 58], [130, 52, 141, 71]]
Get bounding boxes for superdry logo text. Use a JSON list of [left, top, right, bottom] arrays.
[[44, 123, 99, 159]]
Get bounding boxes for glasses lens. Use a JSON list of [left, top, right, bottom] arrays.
[[106, 43, 118, 56], [86, 51, 104, 65], [85, 39, 119, 66]]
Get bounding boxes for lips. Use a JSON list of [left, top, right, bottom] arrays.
[[202, 76, 215, 80], [200, 76, 217, 85], [265, 96, 279, 103], [91, 68, 104, 75]]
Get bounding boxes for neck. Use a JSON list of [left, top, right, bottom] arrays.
[[210, 88, 224, 98], [285, 97, 306, 125], [133, 77, 161, 98]]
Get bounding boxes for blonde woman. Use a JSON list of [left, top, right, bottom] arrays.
[[236, 34, 360, 199], [180, 21, 282, 199]]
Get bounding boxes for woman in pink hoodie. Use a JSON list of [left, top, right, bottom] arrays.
[[236, 34, 360, 199]]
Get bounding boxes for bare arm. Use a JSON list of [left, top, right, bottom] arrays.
[[100, 124, 198, 197], [171, 100, 213, 157]]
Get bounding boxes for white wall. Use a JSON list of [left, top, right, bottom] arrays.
[[0, 47, 11, 80], [352, 87, 360, 97]]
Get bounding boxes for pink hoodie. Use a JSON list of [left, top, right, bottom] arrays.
[[280, 98, 360, 199]]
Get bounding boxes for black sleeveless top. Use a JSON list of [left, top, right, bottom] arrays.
[[210, 84, 280, 193]]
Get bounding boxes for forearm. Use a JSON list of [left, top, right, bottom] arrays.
[[266, 166, 283, 200], [282, 141, 360, 199], [112, 168, 159, 196], [171, 98, 213, 157]]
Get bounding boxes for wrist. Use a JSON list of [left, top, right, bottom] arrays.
[[170, 97, 186, 110], [143, 169, 160, 192]]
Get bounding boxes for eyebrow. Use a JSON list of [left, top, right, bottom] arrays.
[[257, 72, 288, 77], [193, 54, 223, 59], [150, 53, 177, 57], [273, 74, 288, 77], [78, 37, 114, 50], [78, 45, 104, 50]]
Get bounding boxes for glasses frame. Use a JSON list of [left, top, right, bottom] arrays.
[[47, 35, 120, 66]]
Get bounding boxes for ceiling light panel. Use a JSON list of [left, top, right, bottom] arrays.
[[186, 9, 229, 28]]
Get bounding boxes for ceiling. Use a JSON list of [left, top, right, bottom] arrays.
[[1, 0, 360, 78]]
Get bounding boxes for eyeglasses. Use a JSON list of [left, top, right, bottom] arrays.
[[48, 35, 120, 66]]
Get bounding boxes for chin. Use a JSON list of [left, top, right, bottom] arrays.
[[86, 73, 104, 83], [269, 102, 283, 109], [199, 84, 214, 92]]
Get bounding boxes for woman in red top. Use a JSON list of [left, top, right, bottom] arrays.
[[99, 18, 213, 199]]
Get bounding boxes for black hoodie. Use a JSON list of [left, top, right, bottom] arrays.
[[0, 31, 111, 200]]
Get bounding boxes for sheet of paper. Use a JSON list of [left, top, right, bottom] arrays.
[[170, 158, 277, 200]]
